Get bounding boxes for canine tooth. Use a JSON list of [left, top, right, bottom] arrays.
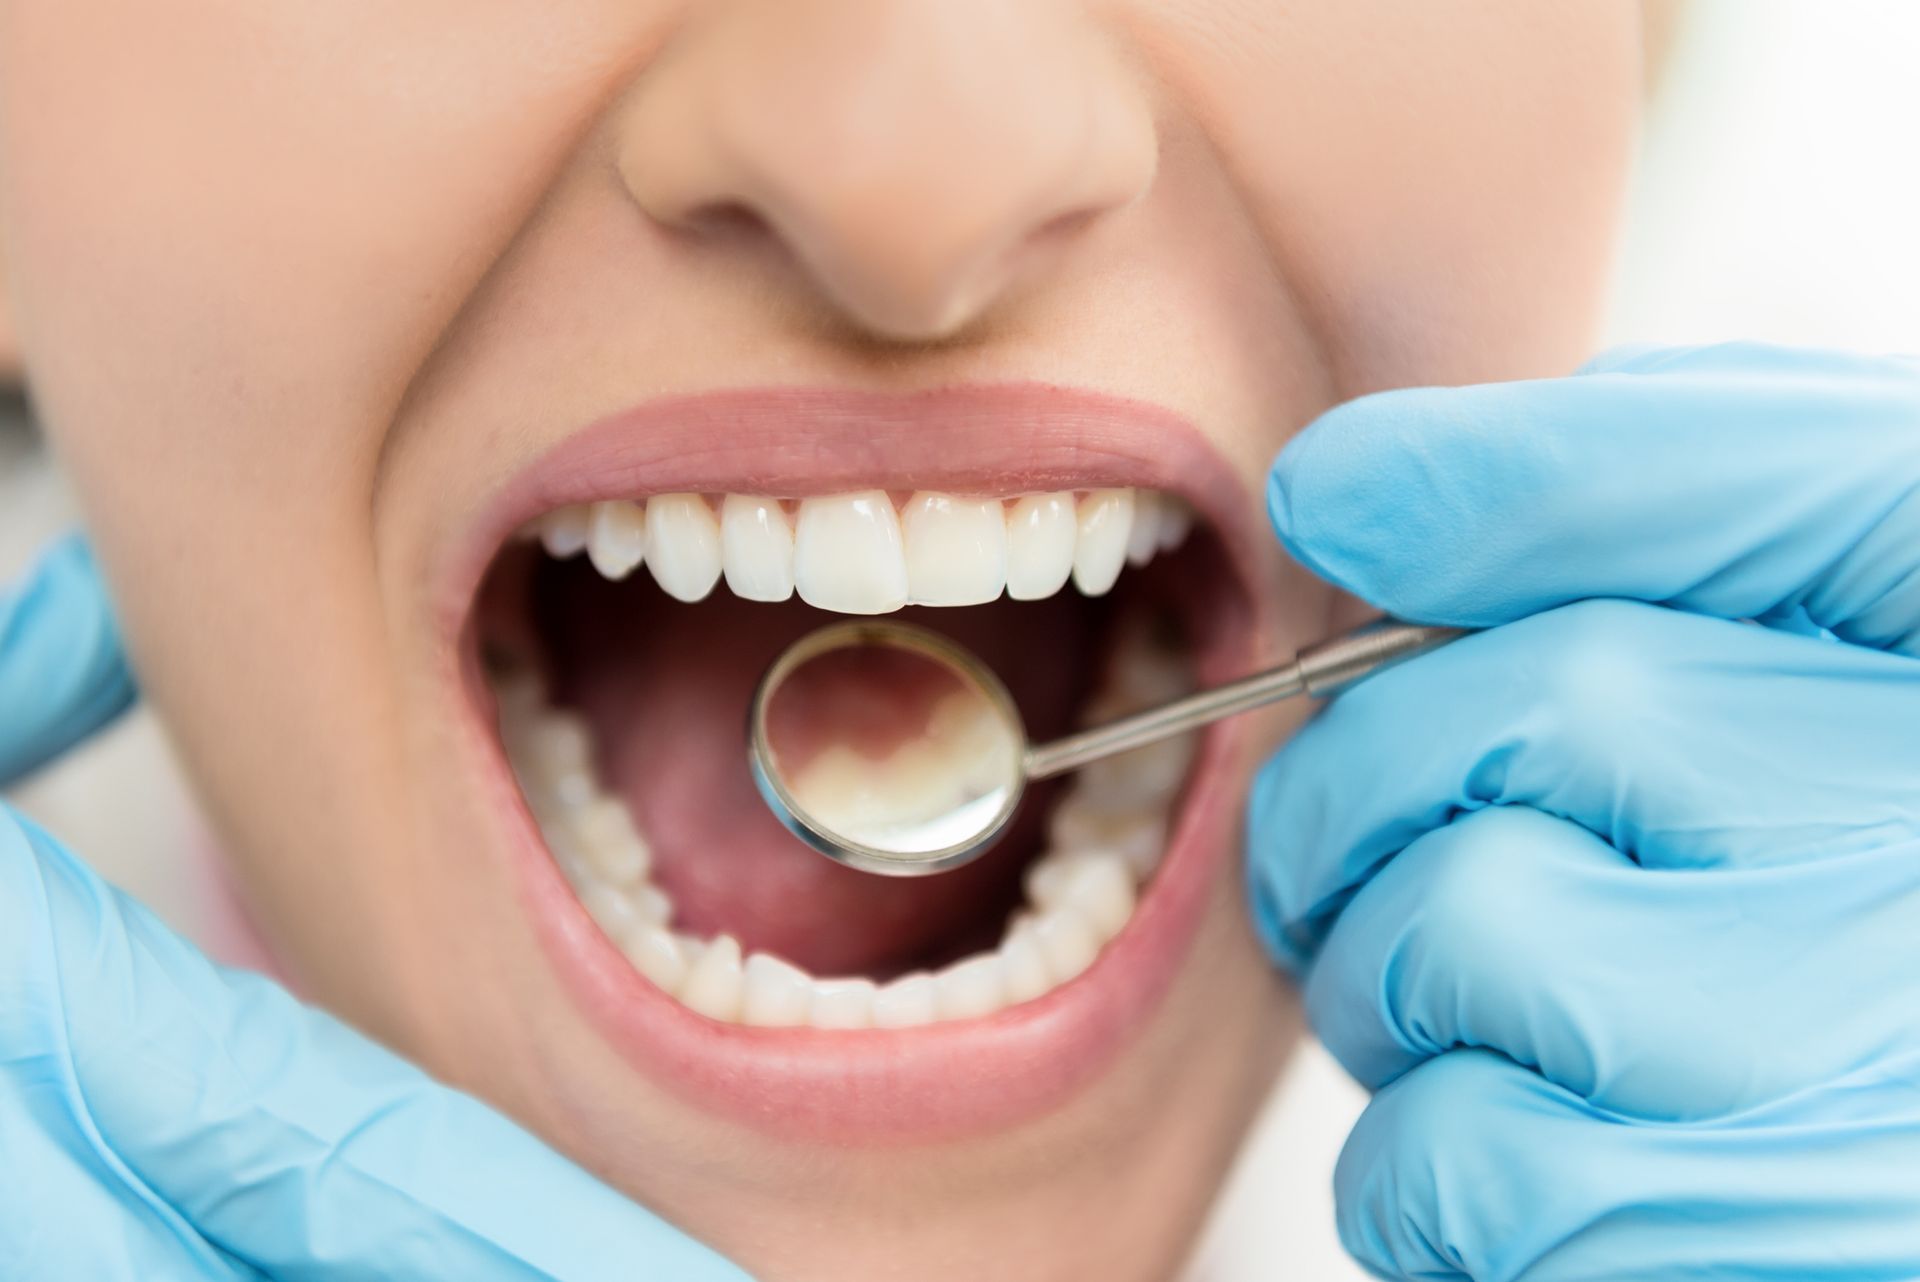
[[999, 922, 1053, 1004], [580, 885, 640, 942], [1005, 492, 1077, 600], [872, 973, 939, 1028], [646, 494, 723, 602], [1125, 491, 1162, 567], [679, 934, 746, 1021], [1157, 497, 1194, 551], [720, 495, 796, 602], [1054, 853, 1135, 940], [808, 978, 878, 1030], [569, 798, 650, 885], [934, 954, 1006, 1021], [624, 927, 689, 992], [1072, 489, 1135, 596], [742, 952, 814, 1027], [1034, 907, 1102, 984], [539, 505, 591, 558], [903, 492, 1008, 606], [586, 501, 647, 580], [794, 491, 908, 614]]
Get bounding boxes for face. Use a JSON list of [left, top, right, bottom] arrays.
[[0, 3, 1642, 1277]]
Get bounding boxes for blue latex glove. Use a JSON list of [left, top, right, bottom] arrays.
[[0, 537, 751, 1280], [1248, 343, 1920, 1280]]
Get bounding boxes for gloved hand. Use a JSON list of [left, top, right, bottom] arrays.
[[1, 537, 750, 1280], [1247, 343, 1920, 1280]]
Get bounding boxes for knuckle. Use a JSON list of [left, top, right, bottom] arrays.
[[1515, 599, 1671, 756], [1392, 808, 1558, 975], [1335, 1050, 1537, 1274]]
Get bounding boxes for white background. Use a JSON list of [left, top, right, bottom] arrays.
[[4, 3, 1918, 1277]]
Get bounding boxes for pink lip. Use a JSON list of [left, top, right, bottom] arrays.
[[438, 383, 1276, 1143]]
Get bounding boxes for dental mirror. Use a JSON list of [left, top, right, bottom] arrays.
[[750, 616, 1465, 878]]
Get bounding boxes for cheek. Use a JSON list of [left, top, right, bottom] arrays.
[[1139, 0, 1642, 393]]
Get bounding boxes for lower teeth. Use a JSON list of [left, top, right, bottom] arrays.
[[494, 622, 1193, 1030]]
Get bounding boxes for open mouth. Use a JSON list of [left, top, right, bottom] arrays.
[[446, 386, 1265, 1140]]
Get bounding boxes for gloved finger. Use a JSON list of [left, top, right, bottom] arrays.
[[0, 535, 136, 784], [1304, 806, 1920, 1118], [1246, 600, 1920, 971], [1270, 342, 1920, 654], [1336, 1048, 1920, 1282], [2, 812, 749, 1281]]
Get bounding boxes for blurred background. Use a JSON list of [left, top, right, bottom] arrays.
[[3, 2, 1917, 1277]]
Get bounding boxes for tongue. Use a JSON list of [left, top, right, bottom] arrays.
[[543, 569, 1091, 976]]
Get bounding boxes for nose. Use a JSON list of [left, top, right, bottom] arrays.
[[618, 1, 1158, 342]]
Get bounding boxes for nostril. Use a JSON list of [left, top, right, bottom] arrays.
[[677, 200, 772, 241]]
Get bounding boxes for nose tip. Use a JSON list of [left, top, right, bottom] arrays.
[[617, 3, 1157, 343]]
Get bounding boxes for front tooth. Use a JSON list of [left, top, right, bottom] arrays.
[[934, 954, 1006, 1021], [720, 495, 796, 602], [999, 922, 1053, 1004], [624, 927, 689, 992], [1004, 492, 1077, 600], [540, 505, 591, 558], [872, 973, 939, 1028], [587, 501, 647, 580], [646, 494, 723, 602], [794, 491, 908, 614], [679, 934, 745, 1021], [742, 952, 814, 1027], [903, 492, 1007, 606], [1072, 489, 1135, 596], [1033, 907, 1101, 984], [808, 978, 878, 1030], [1125, 491, 1162, 567]]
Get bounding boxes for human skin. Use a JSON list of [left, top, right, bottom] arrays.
[[0, 4, 1643, 1279]]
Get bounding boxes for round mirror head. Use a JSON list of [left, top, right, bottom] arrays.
[[749, 621, 1027, 876]]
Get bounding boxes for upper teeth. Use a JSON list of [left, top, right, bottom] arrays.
[[530, 488, 1193, 611]]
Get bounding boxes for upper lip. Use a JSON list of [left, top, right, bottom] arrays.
[[438, 381, 1277, 1142]]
